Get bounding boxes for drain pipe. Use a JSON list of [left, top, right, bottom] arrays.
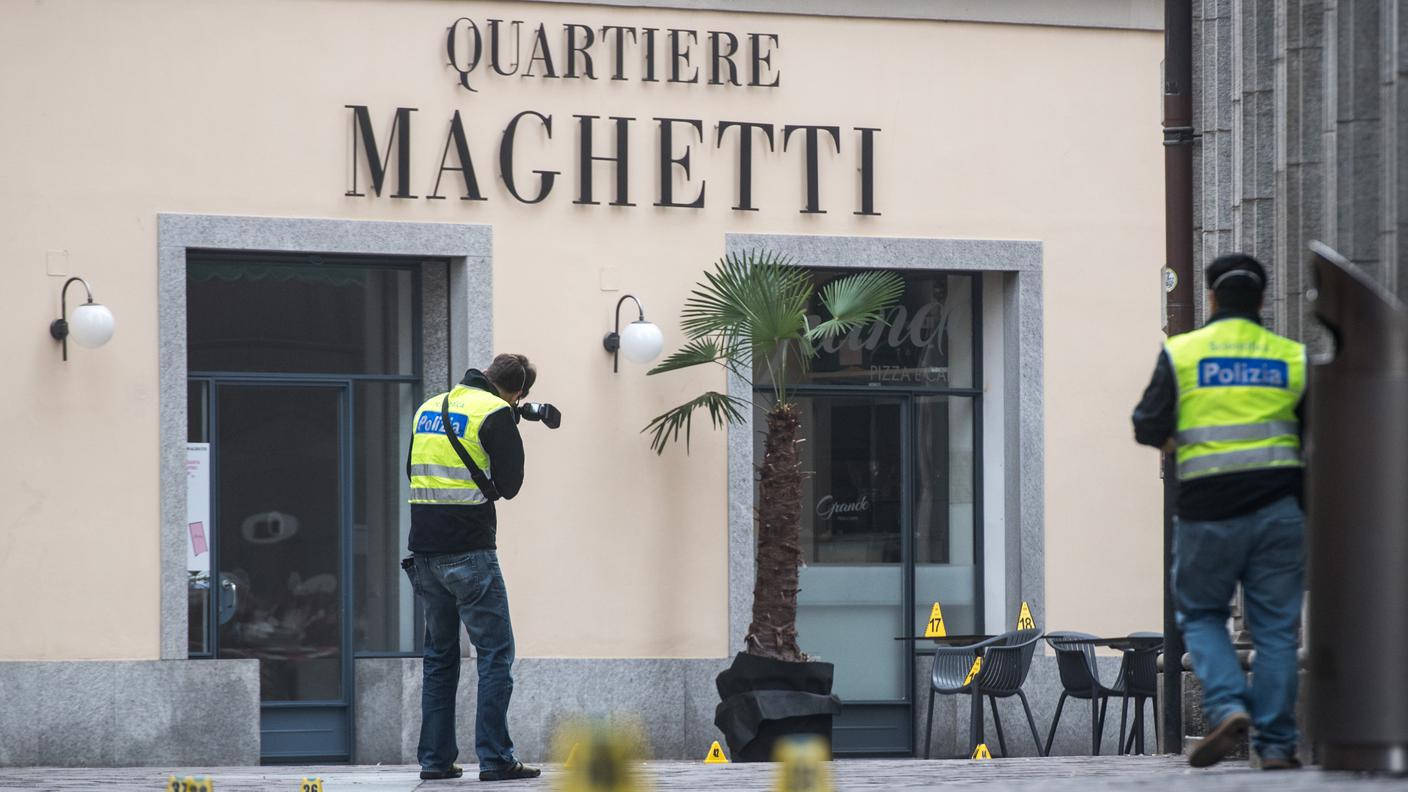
[[1161, 0, 1195, 756]]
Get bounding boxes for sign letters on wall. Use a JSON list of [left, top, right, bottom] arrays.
[[344, 16, 882, 215]]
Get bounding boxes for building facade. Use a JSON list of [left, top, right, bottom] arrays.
[[0, 0, 1166, 765], [1191, 0, 1408, 331]]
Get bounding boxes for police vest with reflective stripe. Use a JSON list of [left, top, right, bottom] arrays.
[[1165, 318, 1306, 481], [407, 386, 510, 505]]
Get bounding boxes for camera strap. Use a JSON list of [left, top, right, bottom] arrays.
[[440, 395, 502, 502]]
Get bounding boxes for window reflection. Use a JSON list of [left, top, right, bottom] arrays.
[[759, 272, 976, 389], [188, 380, 211, 656], [792, 396, 907, 702], [216, 385, 344, 702], [800, 400, 903, 564], [187, 254, 416, 376], [354, 382, 419, 653], [914, 396, 977, 636]]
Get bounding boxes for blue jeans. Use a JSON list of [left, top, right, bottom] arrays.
[[1173, 495, 1304, 760], [408, 550, 519, 773]]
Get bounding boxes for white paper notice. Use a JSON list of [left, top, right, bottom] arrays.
[[186, 443, 211, 580]]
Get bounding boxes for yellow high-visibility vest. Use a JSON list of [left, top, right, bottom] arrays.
[[1165, 318, 1306, 481], [407, 385, 511, 505]]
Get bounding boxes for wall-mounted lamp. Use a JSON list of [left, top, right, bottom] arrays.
[[50, 277, 115, 361], [602, 294, 663, 373]]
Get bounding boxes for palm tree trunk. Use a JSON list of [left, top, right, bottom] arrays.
[[747, 403, 805, 662]]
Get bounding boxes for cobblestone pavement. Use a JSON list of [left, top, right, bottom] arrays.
[[1, 756, 1406, 791]]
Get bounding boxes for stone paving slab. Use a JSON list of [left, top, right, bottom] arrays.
[[0, 756, 1406, 791]]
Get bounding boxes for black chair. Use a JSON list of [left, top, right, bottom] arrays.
[[924, 629, 1045, 758], [1043, 632, 1121, 755], [1115, 631, 1163, 755]]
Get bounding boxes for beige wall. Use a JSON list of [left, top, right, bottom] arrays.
[[0, 1, 1164, 660]]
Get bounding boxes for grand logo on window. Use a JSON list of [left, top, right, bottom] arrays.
[[811, 299, 957, 385], [816, 494, 871, 521]]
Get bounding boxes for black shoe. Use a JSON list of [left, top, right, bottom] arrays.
[[479, 762, 542, 782], [1188, 711, 1251, 768], [420, 765, 464, 780], [1261, 756, 1303, 771]]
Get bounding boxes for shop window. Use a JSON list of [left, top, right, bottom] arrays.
[[757, 272, 975, 389], [187, 253, 417, 376], [186, 252, 433, 662]]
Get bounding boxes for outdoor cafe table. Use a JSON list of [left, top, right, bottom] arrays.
[[1052, 635, 1164, 652], [894, 635, 996, 645]]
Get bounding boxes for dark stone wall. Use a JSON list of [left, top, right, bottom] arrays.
[[1192, 0, 1408, 343]]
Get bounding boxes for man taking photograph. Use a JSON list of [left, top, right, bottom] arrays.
[[403, 353, 541, 782]]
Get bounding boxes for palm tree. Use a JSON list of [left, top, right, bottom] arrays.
[[645, 250, 904, 663]]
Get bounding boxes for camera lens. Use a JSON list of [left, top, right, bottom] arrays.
[[514, 402, 559, 428]]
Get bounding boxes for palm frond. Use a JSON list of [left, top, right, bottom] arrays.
[[807, 270, 907, 342], [744, 255, 812, 358], [643, 391, 748, 454], [645, 252, 904, 450], [680, 251, 812, 359], [647, 336, 746, 377], [679, 253, 757, 339]]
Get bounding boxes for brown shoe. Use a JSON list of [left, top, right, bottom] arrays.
[[1261, 756, 1302, 771], [1188, 711, 1251, 768]]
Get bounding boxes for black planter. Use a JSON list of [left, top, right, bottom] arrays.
[[713, 652, 842, 762]]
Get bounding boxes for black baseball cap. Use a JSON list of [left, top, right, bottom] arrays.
[[1206, 253, 1267, 293]]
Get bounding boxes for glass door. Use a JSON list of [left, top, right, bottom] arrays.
[[912, 395, 981, 636], [214, 382, 352, 762], [763, 268, 983, 756], [795, 395, 910, 753]]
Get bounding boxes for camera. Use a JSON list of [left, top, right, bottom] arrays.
[[516, 402, 561, 429]]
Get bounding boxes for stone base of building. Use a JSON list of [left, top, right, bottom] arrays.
[[3, 657, 1315, 766], [355, 657, 729, 764], [0, 659, 260, 766]]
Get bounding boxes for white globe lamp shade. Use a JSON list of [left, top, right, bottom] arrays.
[[70, 302, 115, 348], [619, 320, 663, 365]]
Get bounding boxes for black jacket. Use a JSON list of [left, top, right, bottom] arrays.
[[1131, 312, 1306, 521], [407, 370, 525, 553]]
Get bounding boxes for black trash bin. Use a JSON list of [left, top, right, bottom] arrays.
[[1307, 241, 1408, 772]]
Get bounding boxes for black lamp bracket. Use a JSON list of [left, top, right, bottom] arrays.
[[50, 276, 95, 362], [603, 294, 646, 373]]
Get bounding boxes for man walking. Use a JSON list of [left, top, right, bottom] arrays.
[[404, 353, 541, 782], [1132, 254, 1306, 770]]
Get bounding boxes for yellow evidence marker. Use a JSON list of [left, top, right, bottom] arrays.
[[972, 743, 992, 760], [963, 657, 983, 686], [704, 740, 730, 764], [166, 777, 213, 792], [554, 720, 650, 792], [1015, 601, 1035, 631], [772, 736, 831, 792], [923, 602, 946, 638], [299, 779, 325, 792]]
